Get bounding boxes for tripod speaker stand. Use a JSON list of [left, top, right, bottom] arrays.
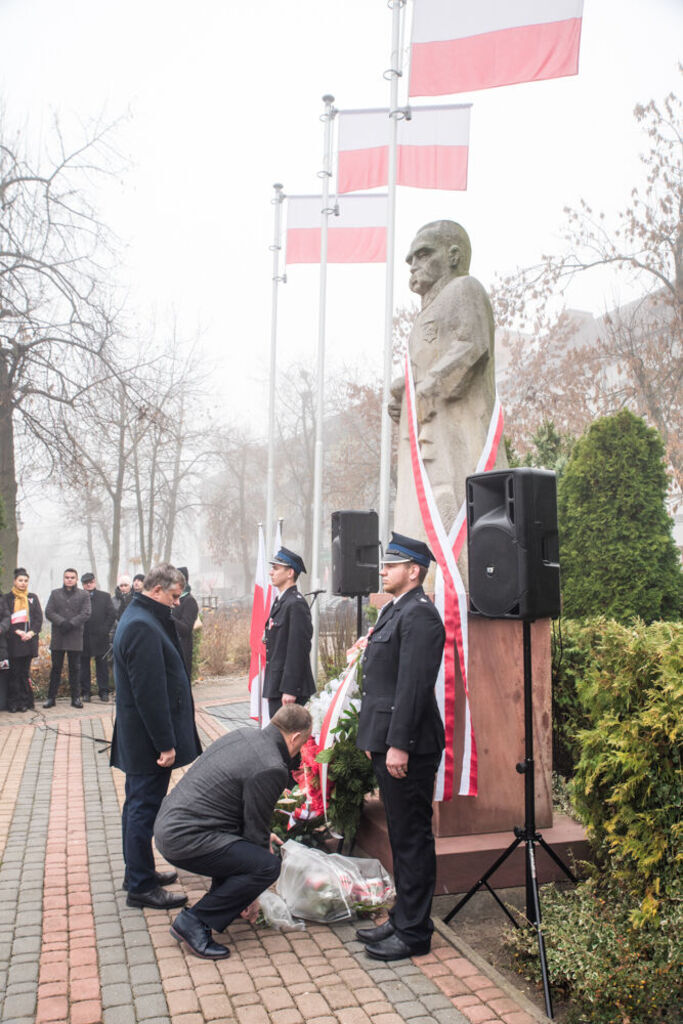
[[444, 469, 577, 1020], [444, 620, 576, 1019]]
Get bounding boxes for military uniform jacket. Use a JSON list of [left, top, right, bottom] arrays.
[[262, 585, 315, 700], [356, 586, 446, 755], [110, 594, 202, 775]]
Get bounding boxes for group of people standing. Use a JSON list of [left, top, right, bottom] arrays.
[[110, 536, 445, 966], [0, 565, 198, 713]]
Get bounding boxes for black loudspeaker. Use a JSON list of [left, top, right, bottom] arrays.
[[467, 468, 561, 620], [331, 510, 379, 597]]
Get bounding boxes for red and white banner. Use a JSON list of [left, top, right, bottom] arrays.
[[404, 355, 504, 801], [285, 194, 388, 264], [409, 0, 583, 96], [337, 105, 470, 194], [249, 524, 269, 722], [318, 645, 364, 818]]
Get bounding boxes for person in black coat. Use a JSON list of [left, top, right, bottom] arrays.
[[355, 532, 445, 962], [262, 547, 316, 720], [43, 568, 91, 708], [2, 568, 43, 712], [112, 575, 134, 619], [111, 563, 202, 910], [171, 566, 199, 679], [155, 704, 312, 959], [79, 573, 116, 703]]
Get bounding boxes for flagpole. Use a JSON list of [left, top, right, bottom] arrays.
[[378, 0, 406, 550], [266, 184, 286, 559], [310, 94, 337, 681]]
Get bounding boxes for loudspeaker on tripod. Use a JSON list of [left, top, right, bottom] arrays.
[[467, 468, 561, 620], [331, 510, 379, 597]]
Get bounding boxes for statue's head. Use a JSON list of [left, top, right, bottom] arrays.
[[406, 220, 472, 297]]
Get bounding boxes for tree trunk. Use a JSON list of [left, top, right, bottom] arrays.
[[0, 355, 18, 590]]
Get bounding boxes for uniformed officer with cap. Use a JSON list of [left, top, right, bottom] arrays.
[[356, 531, 446, 961], [262, 547, 316, 719]]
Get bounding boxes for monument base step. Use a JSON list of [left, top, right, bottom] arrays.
[[356, 796, 590, 893]]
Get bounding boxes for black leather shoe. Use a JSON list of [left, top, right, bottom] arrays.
[[170, 908, 230, 960], [356, 920, 395, 943], [364, 933, 431, 961], [122, 869, 178, 891], [82, 694, 92, 703], [42, 698, 56, 708], [99, 692, 109, 702], [126, 886, 187, 910], [71, 698, 83, 708]]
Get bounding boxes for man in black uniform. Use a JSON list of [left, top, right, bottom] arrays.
[[262, 547, 316, 720], [356, 532, 445, 961]]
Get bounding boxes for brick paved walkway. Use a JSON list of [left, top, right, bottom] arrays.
[[0, 686, 545, 1024]]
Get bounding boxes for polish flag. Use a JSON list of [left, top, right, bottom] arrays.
[[337, 105, 470, 194], [249, 524, 269, 722], [409, 0, 583, 96], [285, 194, 388, 264]]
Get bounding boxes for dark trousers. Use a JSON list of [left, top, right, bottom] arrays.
[[48, 649, 81, 700], [372, 750, 441, 946], [167, 838, 280, 933], [79, 654, 110, 697], [7, 657, 33, 710], [122, 771, 172, 894]]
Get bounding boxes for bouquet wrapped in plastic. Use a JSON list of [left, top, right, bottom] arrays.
[[276, 840, 395, 923]]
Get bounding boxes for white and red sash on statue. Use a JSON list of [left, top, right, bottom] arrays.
[[404, 355, 504, 800]]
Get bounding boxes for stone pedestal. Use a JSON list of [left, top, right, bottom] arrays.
[[435, 615, 553, 836]]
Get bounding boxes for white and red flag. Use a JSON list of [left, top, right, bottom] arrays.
[[409, 0, 583, 97], [285, 194, 388, 264], [248, 524, 269, 722], [337, 105, 471, 194]]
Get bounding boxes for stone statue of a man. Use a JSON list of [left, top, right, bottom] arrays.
[[390, 220, 506, 579]]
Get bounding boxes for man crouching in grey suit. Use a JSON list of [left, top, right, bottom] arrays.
[[154, 704, 312, 959]]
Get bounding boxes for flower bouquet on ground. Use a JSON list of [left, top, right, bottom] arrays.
[[276, 839, 394, 923]]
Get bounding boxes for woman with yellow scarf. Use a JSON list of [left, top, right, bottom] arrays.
[[3, 568, 43, 713]]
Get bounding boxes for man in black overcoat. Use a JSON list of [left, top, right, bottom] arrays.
[[155, 704, 312, 959], [356, 532, 446, 961], [170, 566, 199, 679], [43, 568, 91, 708], [262, 547, 316, 720], [111, 563, 202, 910], [79, 573, 116, 703]]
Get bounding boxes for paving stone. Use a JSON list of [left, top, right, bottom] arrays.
[[422, 991, 461, 1011], [101, 982, 133, 1008], [8, 961, 39, 983], [433, 1008, 471, 1024], [134, 992, 170, 1019], [102, 1006, 139, 1024], [2, 993, 37, 1018]]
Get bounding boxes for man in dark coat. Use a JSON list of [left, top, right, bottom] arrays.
[[355, 532, 445, 961], [171, 566, 199, 679], [43, 568, 91, 708], [262, 547, 316, 720], [79, 572, 116, 703], [2, 567, 43, 713], [155, 704, 312, 959], [111, 563, 202, 910]]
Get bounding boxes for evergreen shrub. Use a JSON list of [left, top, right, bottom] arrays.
[[508, 617, 683, 1022], [558, 410, 681, 622]]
